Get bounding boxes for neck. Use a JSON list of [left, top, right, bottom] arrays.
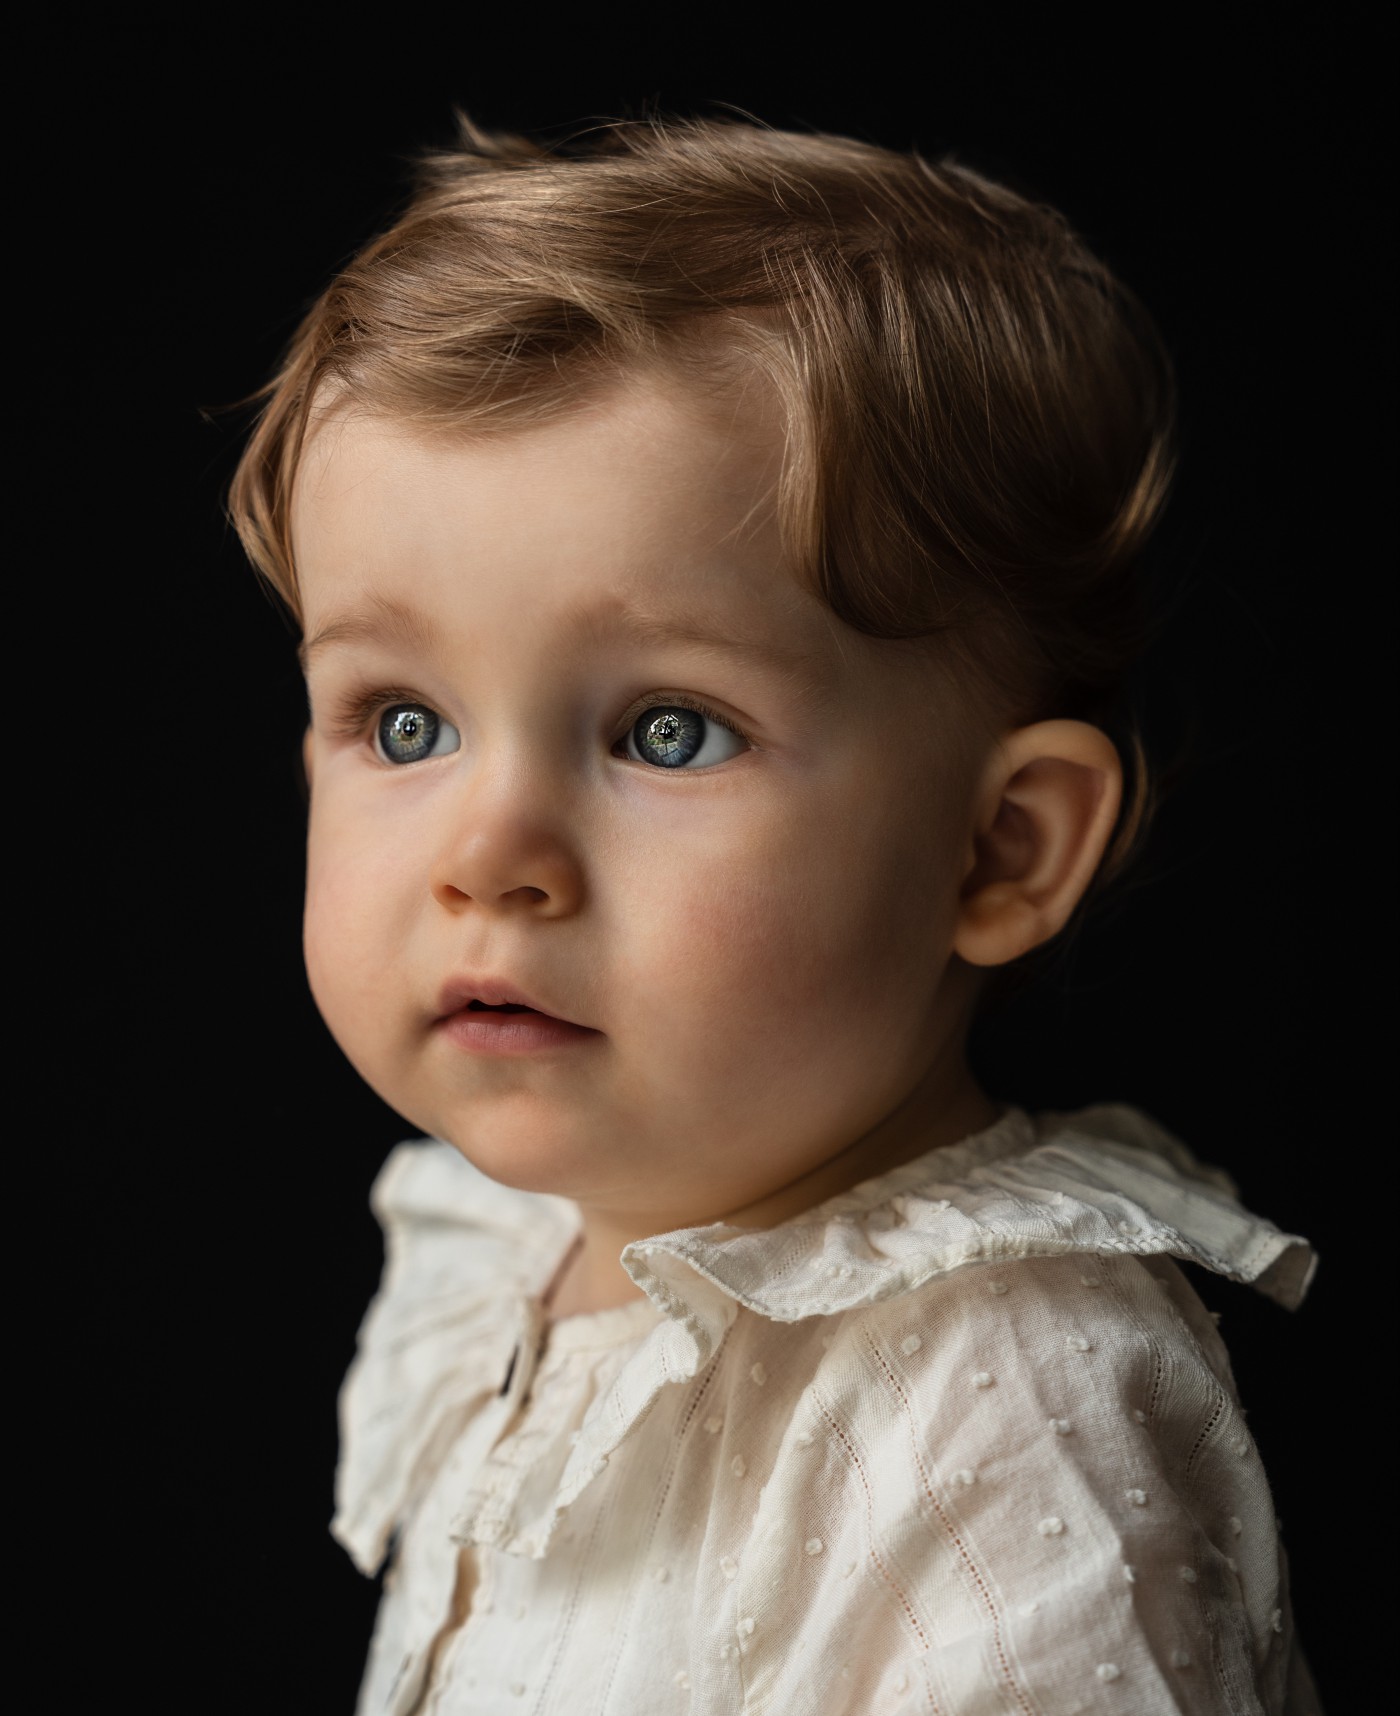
[[542, 1052, 999, 1324]]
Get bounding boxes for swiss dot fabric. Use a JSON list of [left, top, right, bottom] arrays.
[[335, 1104, 1323, 1714]]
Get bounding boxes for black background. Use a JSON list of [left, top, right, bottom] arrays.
[[54, 12, 1387, 1712]]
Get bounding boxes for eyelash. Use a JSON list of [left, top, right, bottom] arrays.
[[321, 685, 750, 753], [323, 685, 424, 743], [616, 691, 747, 752]]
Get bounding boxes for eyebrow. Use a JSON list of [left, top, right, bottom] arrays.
[[298, 595, 442, 673], [299, 591, 829, 696], [584, 602, 826, 687]]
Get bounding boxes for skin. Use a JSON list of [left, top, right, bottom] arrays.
[[293, 367, 1122, 1322]]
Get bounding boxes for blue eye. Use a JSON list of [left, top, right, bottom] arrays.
[[376, 704, 460, 765], [626, 705, 745, 769]]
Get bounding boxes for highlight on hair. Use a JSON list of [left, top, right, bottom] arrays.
[[229, 111, 1175, 941]]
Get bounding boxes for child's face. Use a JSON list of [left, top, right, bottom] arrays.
[[294, 369, 990, 1230]]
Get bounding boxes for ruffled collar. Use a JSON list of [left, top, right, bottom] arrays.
[[336, 1101, 1315, 1568], [622, 1101, 1314, 1324]]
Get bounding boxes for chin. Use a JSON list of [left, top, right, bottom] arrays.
[[434, 1106, 613, 1198]]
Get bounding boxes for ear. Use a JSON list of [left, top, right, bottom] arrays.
[[953, 719, 1123, 968]]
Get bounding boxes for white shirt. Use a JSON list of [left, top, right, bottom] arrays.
[[334, 1103, 1322, 1715]]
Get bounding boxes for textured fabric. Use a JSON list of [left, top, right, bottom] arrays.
[[335, 1103, 1322, 1715]]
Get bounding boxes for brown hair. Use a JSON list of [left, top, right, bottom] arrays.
[[229, 113, 1175, 943]]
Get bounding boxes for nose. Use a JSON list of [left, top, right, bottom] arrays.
[[429, 759, 585, 920]]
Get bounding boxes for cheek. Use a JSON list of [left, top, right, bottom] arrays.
[[302, 789, 411, 1025], [621, 774, 959, 1073]]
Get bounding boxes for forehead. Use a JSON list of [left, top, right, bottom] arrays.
[[290, 366, 836, 662]]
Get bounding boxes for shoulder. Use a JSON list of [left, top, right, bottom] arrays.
[[778, 1253, 1296, 1710], [833, 1249, 1238, 1454]]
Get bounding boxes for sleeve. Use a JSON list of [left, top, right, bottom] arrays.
[[734, 1252, 1311, 1716]]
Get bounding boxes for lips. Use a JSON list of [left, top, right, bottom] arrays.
[[434, 977, 584, 1028], [433, 976, 600, 1056]]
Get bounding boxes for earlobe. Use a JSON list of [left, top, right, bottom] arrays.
[[952, 720, 1123, 969]]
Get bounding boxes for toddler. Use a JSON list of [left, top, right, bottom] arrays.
[[230, 115, 1320, 1714]]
